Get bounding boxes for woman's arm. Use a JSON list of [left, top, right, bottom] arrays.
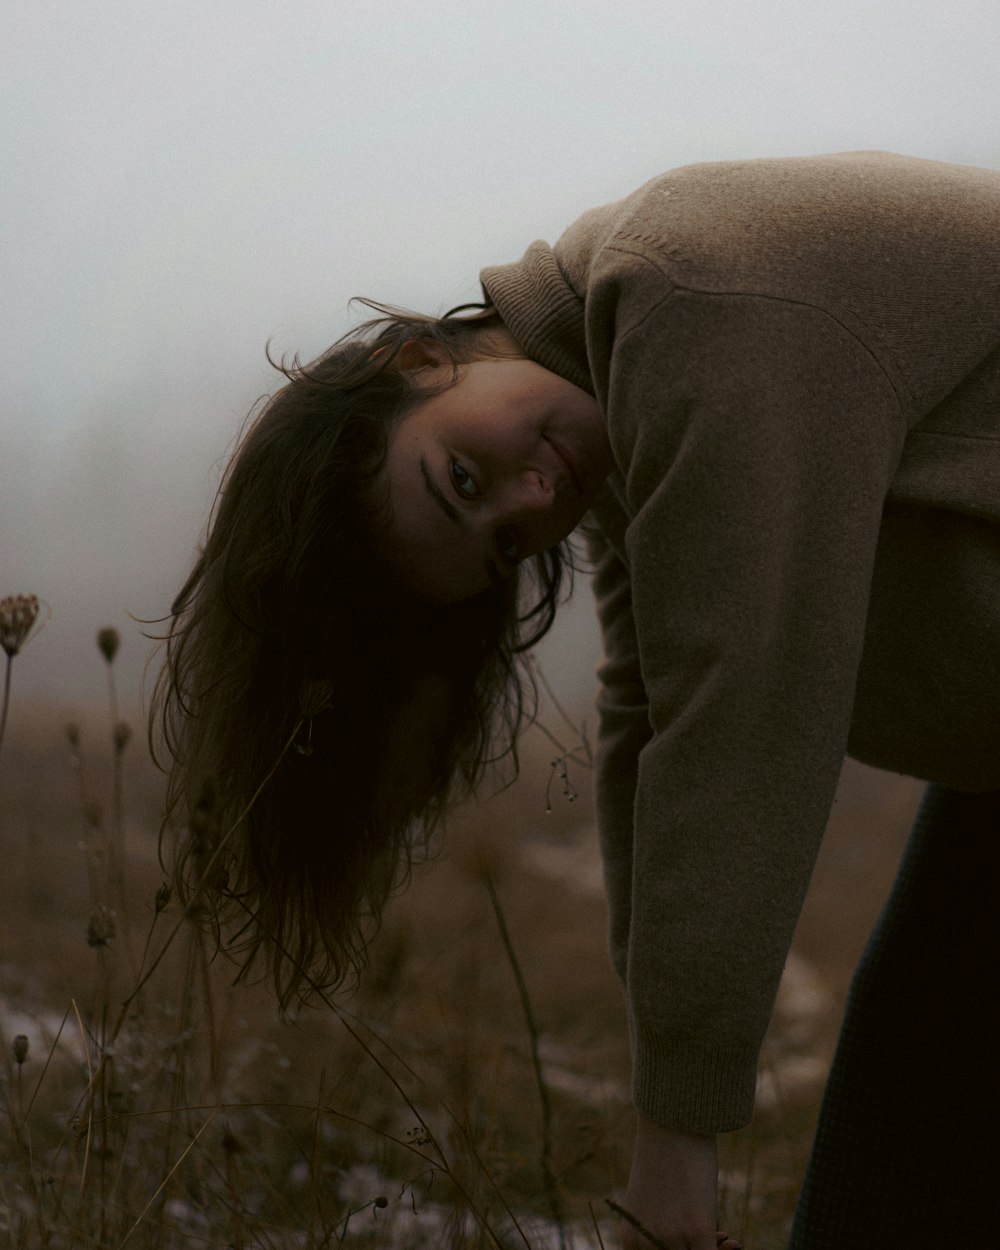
[[590, 520, 744, 1250], [598, 289, 905, 1135], [586, 519, 653, 984]]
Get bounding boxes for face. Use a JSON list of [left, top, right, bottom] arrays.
[[379, 342, 614, 602]]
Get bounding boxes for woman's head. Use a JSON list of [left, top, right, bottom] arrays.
[[152, 302, 603, 1007], [380, 339, 612, 602]]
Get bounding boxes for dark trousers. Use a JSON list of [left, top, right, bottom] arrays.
[[788, 785, 1000, 1249]]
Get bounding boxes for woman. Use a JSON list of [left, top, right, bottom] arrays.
[[157, 151, 1000, 1249]]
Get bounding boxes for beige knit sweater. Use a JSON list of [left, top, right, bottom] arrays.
[[481, 151, 1000, 1133]]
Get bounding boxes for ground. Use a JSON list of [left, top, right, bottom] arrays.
[[0, 698, 923, 1248]]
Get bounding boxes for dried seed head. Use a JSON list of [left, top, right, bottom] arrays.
[[65, 721, 81, 750], [0, 594, 40, 658], [189, 775, 219, 843], [96, 627, 120, 663], [188, 777, 228, 895], [113, 721, 131, 754], [12, 1034, 29, 1065], [154, 882, 172, 913], [298, 677, 334, 719], [373, 1196, 388, 1210], [194, 774, 218, 816], [86, 905, 116, 949]]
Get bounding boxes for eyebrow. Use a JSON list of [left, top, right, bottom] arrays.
[[419, 455, 504, 588]]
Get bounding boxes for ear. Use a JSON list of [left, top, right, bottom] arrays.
[[396, 337, 451, 378]]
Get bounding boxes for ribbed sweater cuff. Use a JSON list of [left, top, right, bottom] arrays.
[[479, 244, 594, 394], [631, 1028, 759, 1134]]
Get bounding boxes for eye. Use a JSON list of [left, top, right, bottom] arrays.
[[497, 526, 520, 565], [450, 459, 479, 499]]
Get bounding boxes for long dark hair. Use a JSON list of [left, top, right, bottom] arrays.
[[150, 303, 573, 1006]]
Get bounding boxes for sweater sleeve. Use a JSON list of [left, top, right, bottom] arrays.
[[602, 289, 906, 1133], [587, 522, 653, 986]]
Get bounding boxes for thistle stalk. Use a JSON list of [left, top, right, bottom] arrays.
[[96, 628, 129, 923], [0, 594, 41, 761], [0, 652, 13, 760]]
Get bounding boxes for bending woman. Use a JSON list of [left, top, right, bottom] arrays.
[[156, 151, 1000, 1250]]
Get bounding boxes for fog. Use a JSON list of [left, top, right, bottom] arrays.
[[4, 0, 998, 721]]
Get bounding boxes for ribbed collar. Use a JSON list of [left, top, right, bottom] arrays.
[[479, 241, 594, 395]]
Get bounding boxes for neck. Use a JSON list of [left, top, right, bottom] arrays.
[[474, 322, 526, 359]]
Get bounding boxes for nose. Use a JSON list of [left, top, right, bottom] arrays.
[[479, 468, 566, 564], [493, 468, 553, 518]]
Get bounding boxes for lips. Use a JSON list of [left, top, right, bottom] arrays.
[[543, 435, 583, 495]]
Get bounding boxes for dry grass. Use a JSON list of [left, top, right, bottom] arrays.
[[0, 638, 923, 1249]]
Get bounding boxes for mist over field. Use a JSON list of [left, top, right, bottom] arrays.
[[3, 0, 999, 717]]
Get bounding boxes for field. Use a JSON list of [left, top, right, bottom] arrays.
[[0, 641, 923, 1249]]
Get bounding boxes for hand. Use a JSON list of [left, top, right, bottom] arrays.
[[617, 1112, 742, 1250]]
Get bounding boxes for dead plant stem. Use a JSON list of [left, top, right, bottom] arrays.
[[530, 656, 593, 768], [0, 654, 13, 760], [605, 1197, 670, 1250], [231, 892, 523, 1250], [117, 1110, 218, 1249], [483, 870, 567, 1250], [116, 719, 302, 1023], [106, 660, 130, 935]]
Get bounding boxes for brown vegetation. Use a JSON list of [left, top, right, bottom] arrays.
[[0, 630, 922, 1248]]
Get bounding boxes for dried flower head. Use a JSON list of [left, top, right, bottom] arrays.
[[96, 627, 120, 663], [189, 775, 219, 847], [113, 721, 132, 754], [154, 882, 172, 914], [12, 1034, 29, 1065], [0, 594, 40, 658], [187, 776, 230, 896], [298, 677, 334, 719], [86, 905, 116, 949]]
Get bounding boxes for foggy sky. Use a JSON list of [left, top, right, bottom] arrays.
[[3, 0, 999, 719]]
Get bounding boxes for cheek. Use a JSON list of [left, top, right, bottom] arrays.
[[375, 434, 420, 551]]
